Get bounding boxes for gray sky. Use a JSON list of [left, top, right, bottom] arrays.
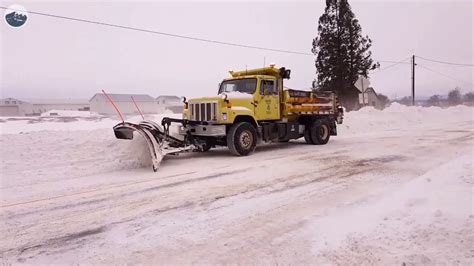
[[1, 0, 473, 100]]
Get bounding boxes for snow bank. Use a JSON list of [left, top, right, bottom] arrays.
[[1, 104, 472, 137], [0, 113, 182, 135], [341, 103, 473, 135], [40, 110, 92, 117], [309, 154, 473, 264]]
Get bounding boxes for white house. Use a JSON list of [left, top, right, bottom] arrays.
[[0, 98, 91, 116], [89, 93, 157, 115], [358, 87, 383, 109], [156, 95, 183, 113], [0, 98, 34, 116]]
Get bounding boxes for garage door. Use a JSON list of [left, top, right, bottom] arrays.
[[0, 106, 20, 116]]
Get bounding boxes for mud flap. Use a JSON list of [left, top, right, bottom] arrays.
[[113, 122, 164, 172]]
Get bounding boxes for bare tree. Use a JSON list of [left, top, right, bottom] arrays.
[[447, 88, 462, 106], [463, 92, 474, 106], [427, 95, 441, 106], [397, 96, 412, 106], [377, 93, 390, 109]]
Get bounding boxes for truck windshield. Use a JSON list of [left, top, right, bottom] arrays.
[[219, 78, 257, 94]]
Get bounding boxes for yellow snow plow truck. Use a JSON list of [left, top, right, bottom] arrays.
[[113, 65, 344, 171]]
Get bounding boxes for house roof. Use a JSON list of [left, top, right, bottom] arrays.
[[1, 97, 26, 103], [156, 95, 181, 100], [364, 87, 378, 98], [89, 93, 155, 102], [0, 98, 32, 106]]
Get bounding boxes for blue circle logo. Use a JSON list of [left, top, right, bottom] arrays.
[[4, 5, 28, 28]]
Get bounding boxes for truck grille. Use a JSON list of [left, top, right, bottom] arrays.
[[189, 102, 218, 122]]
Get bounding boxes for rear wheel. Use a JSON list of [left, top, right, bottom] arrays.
[[310, 120, 330, 145], [304, 127, 313, 144], [227, 122, 257, 156]]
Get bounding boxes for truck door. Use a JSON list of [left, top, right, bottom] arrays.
[[254, 78, 280, 120]]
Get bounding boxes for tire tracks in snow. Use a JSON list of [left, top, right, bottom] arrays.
[[1, 154, 399, 260]]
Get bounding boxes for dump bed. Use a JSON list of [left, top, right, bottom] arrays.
[[283, 89, 339, 116]]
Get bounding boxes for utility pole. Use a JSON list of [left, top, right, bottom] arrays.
[[411, 55, 416, 106]]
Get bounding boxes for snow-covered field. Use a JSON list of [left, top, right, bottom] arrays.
[[0, 104, 473, 264]]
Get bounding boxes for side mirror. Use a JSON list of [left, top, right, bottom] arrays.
[[279, 67, 291, 79], [180, 96, 187, 103]]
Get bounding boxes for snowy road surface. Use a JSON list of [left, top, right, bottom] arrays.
[[1, 105, 473, 264]]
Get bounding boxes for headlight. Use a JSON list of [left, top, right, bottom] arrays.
[[221, 113, 228, 121]]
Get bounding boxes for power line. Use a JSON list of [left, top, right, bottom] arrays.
[[417, 64, 474, 86], [417, 56, 474, 67], [4, 4, 472, 87], [0, 6, 416, 64], [376, 60, 411, 64], [0, 6, 313, 56], [370, 56, 411, 75]]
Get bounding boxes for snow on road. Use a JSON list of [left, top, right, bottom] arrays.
[[0, 104, 473, 264]]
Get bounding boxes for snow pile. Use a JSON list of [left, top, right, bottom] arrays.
[[0, 116, 118, 134], [309, 154, 473, 264], [340, 103, 473, 135], [0, 112, 182, 174], [40, 110, 92, 117], [0, 113, 182, 135], [1, 128, 154, 183]]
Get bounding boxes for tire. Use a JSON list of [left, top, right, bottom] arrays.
[[304, 127, 313, 144], [227, 122, 257, 156], [309, 120, 330, 145]]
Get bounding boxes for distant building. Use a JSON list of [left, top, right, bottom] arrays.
[[0, 98, 90, 116], [156, 95, 183, 113], [89, 93, 157, 115], [0, 98, 34, 116], [30, 99, 89, 114], [358, 87, 383, 109]]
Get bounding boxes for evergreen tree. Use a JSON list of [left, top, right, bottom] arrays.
[[312, 0, 378, 109]]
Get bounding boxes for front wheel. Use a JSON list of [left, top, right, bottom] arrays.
[[227, 122, 257, 156]]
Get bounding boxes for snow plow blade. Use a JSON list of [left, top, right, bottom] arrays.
[[113, 121, 164, 172], [113, 120, 194, 172]]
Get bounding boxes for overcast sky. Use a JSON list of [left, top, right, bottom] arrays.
[[1, 0, 473, 100]]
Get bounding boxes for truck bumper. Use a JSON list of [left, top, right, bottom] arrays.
[[179, 124, 227, 137]]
